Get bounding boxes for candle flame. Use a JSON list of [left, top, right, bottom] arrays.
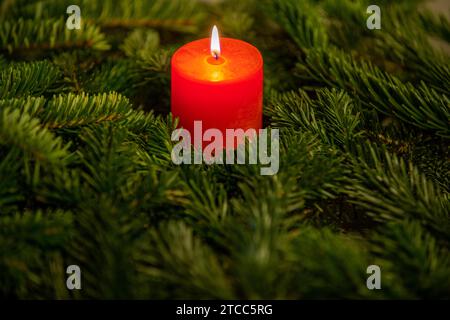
[[210, 25, 221, 59]]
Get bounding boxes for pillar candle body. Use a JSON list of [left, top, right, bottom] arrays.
[[171, 38, 263, 146]]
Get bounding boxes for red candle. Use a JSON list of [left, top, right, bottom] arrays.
[[171, 26, 263, 148]]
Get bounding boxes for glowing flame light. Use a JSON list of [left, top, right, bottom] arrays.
[[210, 25, 221, 59]]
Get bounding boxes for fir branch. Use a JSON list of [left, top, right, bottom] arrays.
[[315, 89, 364, 147], [219, 10, 255, 40], [372, 221, 450, 298], [347, 143, 450, 241], [229, 130, 346, 204], [139, 114, 178, 166], [2, 0, 204, 33], [98, 18, 198, 31], [119, 109, 157, 134], [0, 61, 62, 99], [376, 9, 450, 94], [137, 221, 233, 299], [34, 167, 83, 209], [0, 0, 48, 19], [40, 92, 134, 129], [299, 48, 450, 137], [0, 210, 73, 298], [180, 167, 228, 225], [278, 130, 347, 201], [74, 122, 181, 215], [0, 106, 70, 164], [419, 10, 450, 43], [266, 89, 364, 147], [132, 48, 172, 111], [83, 0, 204, 32], [68, 198, 149, 299], [84, 59, 141, 95], [225, 176, 368, 298], [263, 0, 328, 51], [289, 227, 373, 299], [0, 18, 110, 55], [0, 148, 23, 210], [321, 0, 369, 48], [223, 176, 302, 298], [0, 96, 46, 116], [119, 166, 186, 221], [0, 210, 72, 250], [76, 124, 139, 196], [51, 51, 101, 93], [298, 1, 449, 94], [137, 48, 172, 83], [410, 135, 450, 192], [266, 89, 326, 139], [120, 28, 160, 59]]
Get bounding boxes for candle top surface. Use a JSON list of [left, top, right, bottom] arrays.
[[172, 38, 263, 83]]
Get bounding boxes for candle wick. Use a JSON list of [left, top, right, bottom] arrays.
[[214, 52, 219, 60]]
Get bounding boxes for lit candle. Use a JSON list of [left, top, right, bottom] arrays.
[[171, 26, 263, 148]]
